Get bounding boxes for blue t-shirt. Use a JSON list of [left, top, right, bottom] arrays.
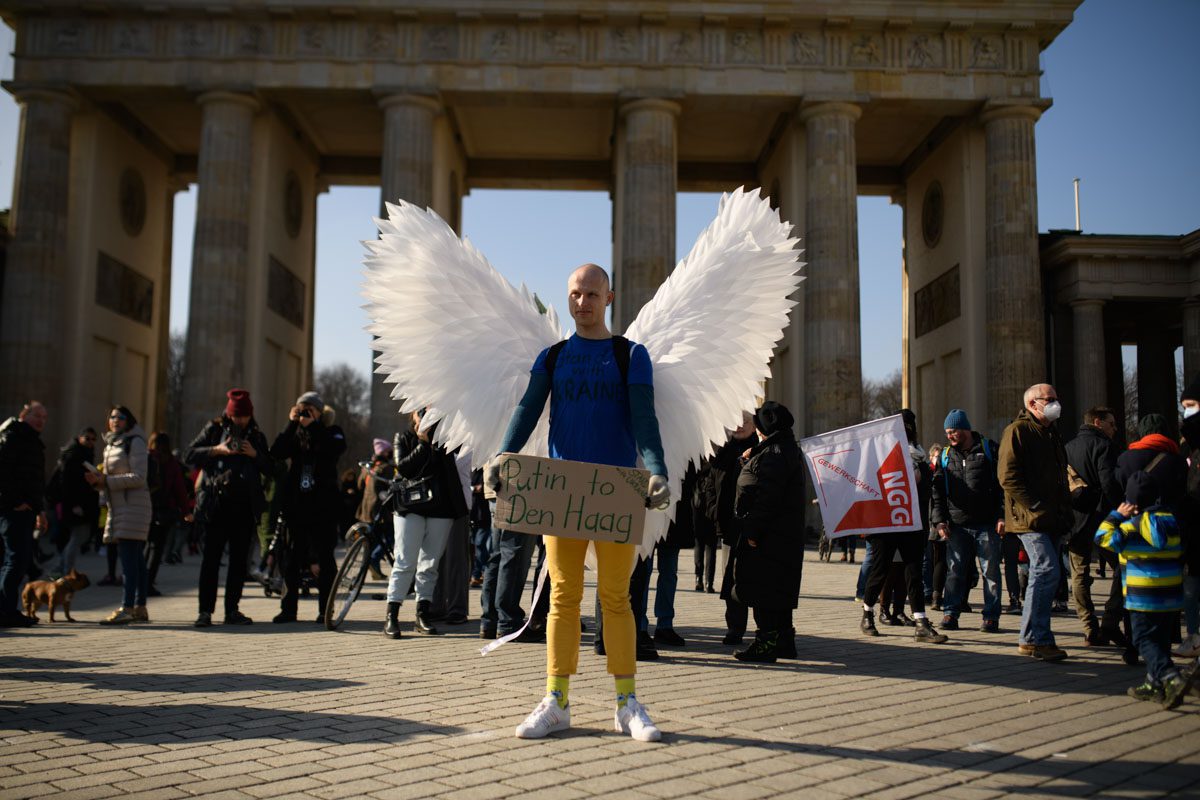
[[531, 335, 653, 468]]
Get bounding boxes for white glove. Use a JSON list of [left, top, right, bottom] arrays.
[[647, 475, 670, 510], [484, 458, 502, 492]]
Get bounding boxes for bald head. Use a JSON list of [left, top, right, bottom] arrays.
[[567, 263, 613, 338], [1023, 383, 1060, 425]]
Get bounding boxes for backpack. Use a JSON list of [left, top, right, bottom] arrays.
[[544, 335, 632, 385]]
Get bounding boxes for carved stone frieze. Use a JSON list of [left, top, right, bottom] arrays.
[[19, 13, 1037, 76]]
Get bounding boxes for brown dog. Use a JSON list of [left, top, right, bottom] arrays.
[[22, 569, 91, 622]]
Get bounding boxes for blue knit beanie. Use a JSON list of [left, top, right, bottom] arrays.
[[943, 408, 971, 431]]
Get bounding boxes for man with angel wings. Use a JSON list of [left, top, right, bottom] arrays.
[[363, 187, 803, 743]]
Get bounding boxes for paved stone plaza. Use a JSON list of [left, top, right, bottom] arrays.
[[2, 546, 1198, 800]]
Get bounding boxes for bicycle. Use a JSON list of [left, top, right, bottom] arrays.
[[324, 474, 396, 630]]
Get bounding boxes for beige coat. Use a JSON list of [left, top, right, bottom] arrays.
[[102, 424, 152, 542]]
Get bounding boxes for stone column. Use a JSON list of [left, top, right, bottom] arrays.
[[1137, 322, 1178, 437], [1183, 299, 1200, 383], [181, 91, 259, 439], [371, 94, 440, 436], [1071, 299, 1107, 415], [982, 103, 1044, 435], [614, 98, 679, 330], [801, 102, 862, 435], [0, 88, 76, 429]]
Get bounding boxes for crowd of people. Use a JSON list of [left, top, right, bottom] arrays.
[[1, 372, 1198, 718]]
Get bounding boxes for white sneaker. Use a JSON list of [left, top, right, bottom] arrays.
[[614, 696, 661, 742], [1174, 632, 1200, 659], [515, 695, 570, 739]]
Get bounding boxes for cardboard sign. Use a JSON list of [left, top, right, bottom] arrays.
[[493, 453, 649, 545]]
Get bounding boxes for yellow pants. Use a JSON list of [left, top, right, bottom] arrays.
[[545, 536, 636, 677]]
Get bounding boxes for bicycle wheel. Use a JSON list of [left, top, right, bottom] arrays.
[[324, 536, 369, 630]]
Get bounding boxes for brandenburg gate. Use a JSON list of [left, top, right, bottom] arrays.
[[0, 0, 1082, 447]]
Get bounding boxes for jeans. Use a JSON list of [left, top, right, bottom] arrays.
[[57, 522, 92, 576], [1130, 610, 1177, 683], [387, 514, 453, 604], [1017, 532, 1060, 645], [856, 537, 876, 599], [654, 544, 680, 629], [117, 539, 148, 608], [945, 525, 1002, 621], [0, 510, 35, 616], [471, 524, 492, 580], [547, 536, 636, 676], [479, 518, 536, 633]]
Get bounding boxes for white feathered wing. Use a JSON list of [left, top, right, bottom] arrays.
[[361, 201, 565, 464], [625, 187, 804, 559]]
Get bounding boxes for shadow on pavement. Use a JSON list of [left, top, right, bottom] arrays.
[[0, 667, 361, 694], [0, 699, 464, 744]]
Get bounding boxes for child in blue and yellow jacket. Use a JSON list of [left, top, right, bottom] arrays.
[[1095, 471, 1196, 709]]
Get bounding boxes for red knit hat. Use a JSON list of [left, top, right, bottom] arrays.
[[225, 389, 253, 418]]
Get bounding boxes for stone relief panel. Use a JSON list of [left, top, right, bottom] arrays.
[[176, 21, 217, 57], [422, 25, 458, 60], [540, 27, 580, 61], [112, 22, 152, 56], [970, 35, 1003, 69], [848, 33, 883, 66], [235, 23, 272, 57], [362, 23, 395, 59], [906, 34, 943, 68], [295, 22, 334, 57], [665, 29, 699, 63], [606, 27, 639, 61], [482, 26, 516, 60], [43, 19, 93, 54], [790, 31, 823, 65], [728, 29, 763, 64]]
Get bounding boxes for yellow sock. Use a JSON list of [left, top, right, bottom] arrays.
[[615, 677, 636, 708], [547, 675, 569, 709]]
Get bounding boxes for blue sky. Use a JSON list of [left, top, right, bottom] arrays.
[[0, 0, 1197, 382]]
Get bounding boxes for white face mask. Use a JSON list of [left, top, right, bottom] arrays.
[[1041, 401, 1062, 422], [1184, 406, 1199, 420]]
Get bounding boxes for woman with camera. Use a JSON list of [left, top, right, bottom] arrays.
[[185, 389, 272, 627], [384, 409, 468, 639], [270, 391, 346, 623]]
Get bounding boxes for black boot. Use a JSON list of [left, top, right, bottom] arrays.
[[414, 600, 441, 635], [735, 630, 779, 663], [915, 617, 949, 644], [384, 602, 401, 639], [861, 609, 880, 637]]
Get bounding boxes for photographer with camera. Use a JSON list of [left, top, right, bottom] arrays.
[[270, 391, 346, 624], [186, 389, 272, 627]]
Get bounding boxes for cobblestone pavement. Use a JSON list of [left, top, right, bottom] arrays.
[[2, 545, 1198, 800]]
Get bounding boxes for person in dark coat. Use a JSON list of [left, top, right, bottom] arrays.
[[145, 432, 190, 597], [691, 459, 719, 592], [52, 427, 100, 578], [383, 410, 468, 638], [0, 402, 48, 627], [1176, 376, 1200, 659], [713, 414, 759, 645], [861, 409, 948, 645], [187, 389, 272, 627], [645, 461, 698, 647], [1064, 406, 1125, 646], [1116, 414, 1188, 510], [270, 391, 347, 624], [729, 401, 806, 662]]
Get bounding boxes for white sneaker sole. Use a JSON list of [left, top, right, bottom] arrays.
[[515, 717, 569, 739], [615, 717, 662, 742]]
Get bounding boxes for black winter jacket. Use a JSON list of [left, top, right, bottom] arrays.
[[663, 461, 697, 550], [187, 417, 273, 518], [0, 417, 45, 513], [55, 440, 100, 526], [1115, 438, 1188, 511], [731, 429, 805, 609], [1179, 415, 1200, 572], [270, 420, 347, 524], [392, 430, 467, 520], [1065, 425, 1122, 539], [930, 433, 1003, 529], [705, 434, 757, 546]]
